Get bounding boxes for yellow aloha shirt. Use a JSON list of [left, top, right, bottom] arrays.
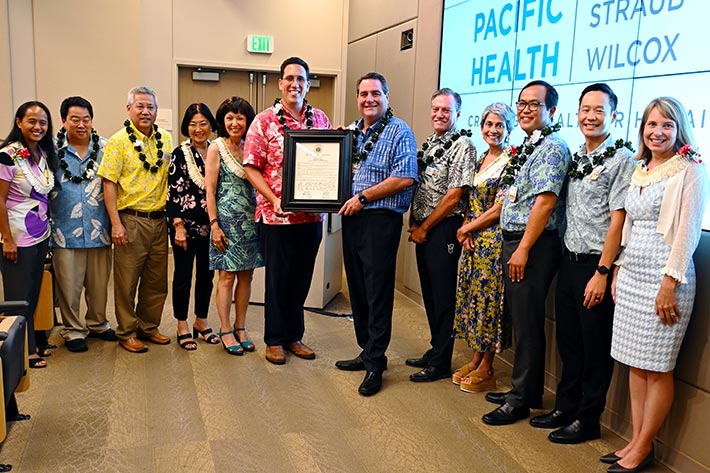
[[98, 122, 172, 212]]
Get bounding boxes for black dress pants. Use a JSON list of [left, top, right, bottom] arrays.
[[170, 235, 214, 321], [503, 231, 561, 408], [554, 250, 614, 424], [415, 216, 462, 371], [259, 222, 322, 346], [342, 210, 402, 372]]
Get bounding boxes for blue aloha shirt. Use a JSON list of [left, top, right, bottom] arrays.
[[48, 137, 111, 248], [350, 115, 418, 214], [564, 136, 636, 254], [500, 132, 571, 232]]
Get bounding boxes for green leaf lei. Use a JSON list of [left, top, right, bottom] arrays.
[[56, 127, 101, 183], [417, 129, 473, 170], [124, 120, 164, 173], [274, 98, 313, 132], [352, 107, 394, 166], [568, 138, 634, 179], [501, 123, 562, 186]]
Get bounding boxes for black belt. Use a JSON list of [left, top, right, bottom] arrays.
[[564, 248, 600, 264], [501, 228, 557, 241], [119, 209, 166, 220]]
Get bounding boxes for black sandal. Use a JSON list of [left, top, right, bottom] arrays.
[[38, 346, 53, 357], [29, 357, 47, 369], [193, 326, 220, 344], [177, 332, 197, 351]]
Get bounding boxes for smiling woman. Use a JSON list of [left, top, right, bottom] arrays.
[[0, 101, 57, 369]]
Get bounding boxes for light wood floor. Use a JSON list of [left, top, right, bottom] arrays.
[[1, 270, 672, 472]]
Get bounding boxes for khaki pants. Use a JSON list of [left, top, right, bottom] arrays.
[[113, 213, 168, 339], [54, 247, 112, 340]]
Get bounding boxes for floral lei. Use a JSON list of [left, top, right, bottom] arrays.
[[677, 144, 702, 163], [351, 107, 394, 167], [124, 120, 164, 173], [180, 139, 206, 190], [5, 143, 54, 194], [501, 123, 562, 186], [568, 138, 634, 179], [417, 128, 473, 170], [274, 98, 313, 132], [56, 127, 101, 183], [215, 137, 245, 179]]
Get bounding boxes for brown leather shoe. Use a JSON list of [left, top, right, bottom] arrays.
[[285, 341, 316, 360], [119, 337, 148, 353], [265, 345, 286, 365], [138, 332, 171, 345]]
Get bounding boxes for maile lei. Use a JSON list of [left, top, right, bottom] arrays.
[[501, 123, 562, 186], [5, 143, 54, 194], [351, 107, 394, 167], [215, 138, 245, 179], [124, 120, 164, 173], [56, 127, 101, 183], [274, 98, 313, 132], [180, 139, 207, 190], [417, 128, 473, 170], [567, 138, 634, 179]]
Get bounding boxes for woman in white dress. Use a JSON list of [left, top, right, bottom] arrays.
[[607, 97, 709, 473]]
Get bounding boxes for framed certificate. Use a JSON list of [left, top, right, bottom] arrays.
[[281, 129, 353, 212]]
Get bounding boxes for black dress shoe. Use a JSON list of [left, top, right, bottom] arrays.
[[482, 403, 530, 426], [358, 371, 383, 396], [88, 328, 118, 341], [607, 446, 654, 473], [405, 355, 430, 368], [600, 452, 622, 464], [65, 338, 88, 353], [548, 420, 601, 444], [409, 366, 451, 382], [530, 409, 573, 429], [335, 356, 365, 371], [485, 391, 542, 409]]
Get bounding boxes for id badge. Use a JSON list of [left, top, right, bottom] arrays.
[[589, 165, 605, 181], [425, 165, 437, 177], [508, 186, 518, 202]]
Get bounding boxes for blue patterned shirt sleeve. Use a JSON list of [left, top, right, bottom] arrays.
[[351, 116, 418, 214]]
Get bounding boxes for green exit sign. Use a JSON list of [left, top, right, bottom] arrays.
[[247, 35, 274, 54]]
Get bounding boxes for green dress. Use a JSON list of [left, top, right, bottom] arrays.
[[453, 151, 511, 352]]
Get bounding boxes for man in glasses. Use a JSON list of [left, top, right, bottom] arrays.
[[482, 80, 571, 425]]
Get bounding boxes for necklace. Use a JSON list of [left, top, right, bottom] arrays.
[[417, 128, 473, 169], [568, 137, 634, 179], [56, 128, 101, 183], [352, 107, 394, 167], [5, 142, 54, 194], [274, 98, 313, 132], [124, 120, 164, 173], [501, 123, 562, 186], [215, 137, 245, 178], [180, 139, 207, 190]]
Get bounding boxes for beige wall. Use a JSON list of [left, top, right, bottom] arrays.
[[347, 1, 710, 472], [2, 0, 347, 139]]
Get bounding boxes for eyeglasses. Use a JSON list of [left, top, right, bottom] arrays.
[[516, 101, 546, 112]]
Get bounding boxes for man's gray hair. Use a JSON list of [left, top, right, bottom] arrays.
[[127, 86, 158, 107], [431, 88, 462, 113], [481, 102, 515, 133]]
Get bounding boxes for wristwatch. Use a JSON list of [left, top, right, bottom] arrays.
[[358, 192, 368, 205], [596, 265, 610, 275]]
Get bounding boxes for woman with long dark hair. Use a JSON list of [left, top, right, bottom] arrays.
[[0, 101, 57, 368]]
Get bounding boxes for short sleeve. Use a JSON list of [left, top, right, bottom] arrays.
[[527, 139, 569, 196], [388, 124, 418, 181], [243, 116, 268, 170], [97, 136, 124, 183], [0, 152, 16, 182]]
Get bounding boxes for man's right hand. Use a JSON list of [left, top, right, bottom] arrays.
[[112, 223, 128, 247], [2, 239, 17, 263]]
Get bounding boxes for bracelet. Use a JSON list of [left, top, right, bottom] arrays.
[[209, 218, 219, 226]]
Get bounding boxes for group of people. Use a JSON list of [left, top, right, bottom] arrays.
[[0, 55, 706, 473], [400, 80, 707, 473]]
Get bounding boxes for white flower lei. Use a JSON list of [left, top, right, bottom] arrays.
[[180, 139, 206, 190], [215, 137, 245, 178], [7, 143, 54, 194]]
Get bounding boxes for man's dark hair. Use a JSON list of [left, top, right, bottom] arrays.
[[180, 103, 218, 137], [520, 80, 558, 108], [215, 97, 256, 138], [356, 72, 389, 95], [578, 83, 618, 111], [280, 57, 310, 81], [60, 96, 94, 120]]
